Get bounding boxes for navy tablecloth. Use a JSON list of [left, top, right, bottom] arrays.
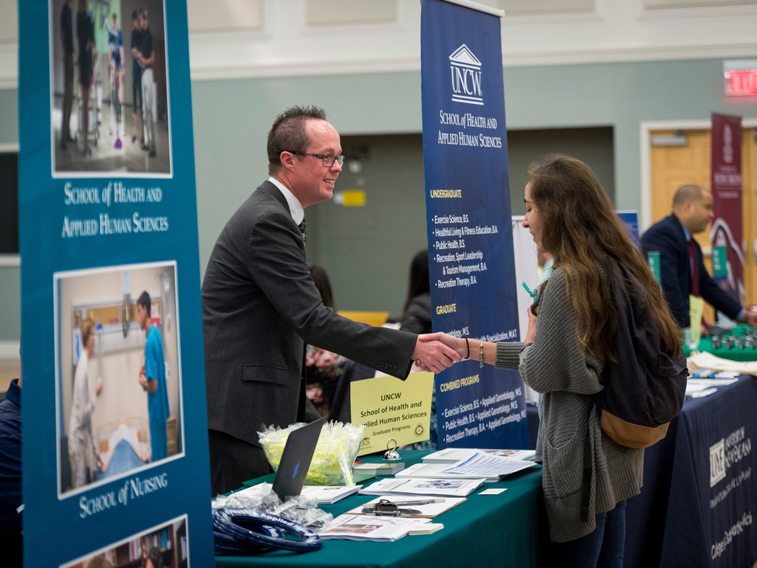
[[625, 375, 757, 568]]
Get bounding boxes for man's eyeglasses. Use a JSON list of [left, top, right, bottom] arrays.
[[286, 151, 344, 168]]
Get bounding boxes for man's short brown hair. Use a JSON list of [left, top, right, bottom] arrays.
[[672, 184, 706, 209], [267, 106, 327, 175]]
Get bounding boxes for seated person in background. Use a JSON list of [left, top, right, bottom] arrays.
[[0, 355, 22, 568], [640, 184, 757, 329], [305, 265, 346, 419], [400, 250, 432, 334], [100, 418, 150, 475], [331, 252, 437, 426], [399, 250, 436, 450]]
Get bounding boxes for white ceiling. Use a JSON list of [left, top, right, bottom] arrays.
[[2, 0, 757, 87]]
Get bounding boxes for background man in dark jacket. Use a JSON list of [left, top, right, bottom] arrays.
[[640, 184, 757, 328]]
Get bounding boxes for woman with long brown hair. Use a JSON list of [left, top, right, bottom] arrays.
[[423, 154, 682, 566]]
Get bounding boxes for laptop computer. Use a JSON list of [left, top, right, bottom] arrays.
[[271, 418, 325, 500]]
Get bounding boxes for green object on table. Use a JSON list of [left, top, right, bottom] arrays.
[[683, 324, 757, 362], [647, 251, 661, 285], [223, 450, 544, 568], [712, 246, 728, 279]]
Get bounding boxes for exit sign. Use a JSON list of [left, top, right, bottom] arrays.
[[724, 60, 757, 97]]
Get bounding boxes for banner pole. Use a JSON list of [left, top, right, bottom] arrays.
[[440, 0, 505, 18]]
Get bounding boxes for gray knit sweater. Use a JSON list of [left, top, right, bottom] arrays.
[[496, 266, 644, 542]]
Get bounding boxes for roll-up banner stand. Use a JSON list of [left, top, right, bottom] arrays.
[[710, 113, 745, 305], [19, 0, 214, 565], [420, 0, 529, 449]]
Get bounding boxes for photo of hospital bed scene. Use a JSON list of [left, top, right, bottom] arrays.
[[62, 515, 188, 568], [55, 262, 183, 497], [50, 0, 172, 176]]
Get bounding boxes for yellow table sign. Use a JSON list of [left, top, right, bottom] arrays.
[[689, 295, 705, 346], [351, 372, 434, 456]]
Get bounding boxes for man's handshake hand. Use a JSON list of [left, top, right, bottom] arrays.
[[411, 334, 463, 374]]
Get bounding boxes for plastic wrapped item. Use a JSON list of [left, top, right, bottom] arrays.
[[259, 421, 366, 486], [213, 483, 279, 512], [214, 483, 333, 529], [276, 495, 333, 529]]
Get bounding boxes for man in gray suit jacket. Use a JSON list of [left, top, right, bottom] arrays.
[[203, 106, 460, 495]]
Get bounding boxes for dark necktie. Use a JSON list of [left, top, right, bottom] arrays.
[[688, 238, 700, 297], [298, 218, 307, 243]]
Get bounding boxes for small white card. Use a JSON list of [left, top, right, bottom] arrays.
[[409, 523, 444, 535], [480, 488, 507, 495]]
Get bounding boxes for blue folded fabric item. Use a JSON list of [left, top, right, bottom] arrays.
[[213, 507, 322, 555]]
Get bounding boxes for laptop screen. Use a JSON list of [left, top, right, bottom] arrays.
[[271, 418, 325, 500]]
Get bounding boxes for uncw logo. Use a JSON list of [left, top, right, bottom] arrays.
[[449, 44, 483, 106]]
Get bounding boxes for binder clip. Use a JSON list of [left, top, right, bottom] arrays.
[[362, 499, 421, 517], [383, 438, 401, 461]]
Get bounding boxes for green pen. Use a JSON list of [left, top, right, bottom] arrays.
[[522, 281, 538, 300]]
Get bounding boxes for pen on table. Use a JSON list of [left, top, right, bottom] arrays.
[[521, 281, 538, 300], [383, 499, 445, 506]]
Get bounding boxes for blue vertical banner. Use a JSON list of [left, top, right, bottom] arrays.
[[420, 0, 528, 449], [19, 0, 214, 565], [617, 210, 640, 246]]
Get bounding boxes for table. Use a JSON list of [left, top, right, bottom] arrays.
[[625, 375, 757, 568], [216, 450, 545, 567], [683, 324, 757, 361]]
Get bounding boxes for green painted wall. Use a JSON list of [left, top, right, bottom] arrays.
[[0, 90, 18, 144], [315, 129, 615, 316], [507, 126, 615, 214], [2, 56, 757, 340], [0, 89, 18, 341], [315, 134, 428, 317], [0, 267, 20, 341]]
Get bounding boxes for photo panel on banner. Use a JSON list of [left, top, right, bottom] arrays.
[[19, 0, 214, 565], [54, 262, 184, 498], [420, 0, 529, 450], [49, 0, 172, 177], [60, 515, 188, 568]]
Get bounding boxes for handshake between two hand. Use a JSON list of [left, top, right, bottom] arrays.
[[411, 333, 467, 374], [409, 304, 538, 373]]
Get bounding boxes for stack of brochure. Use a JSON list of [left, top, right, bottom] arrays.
[[359, 476, 483, 498], [400, 451, 536, 482], [318, 515, 430, 541], [231, 483, 361, 505], [397, 463, 499, 483], [352, 462, 405, 476], [422, 448, 535, 464], [300, 485, 362, 504]]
